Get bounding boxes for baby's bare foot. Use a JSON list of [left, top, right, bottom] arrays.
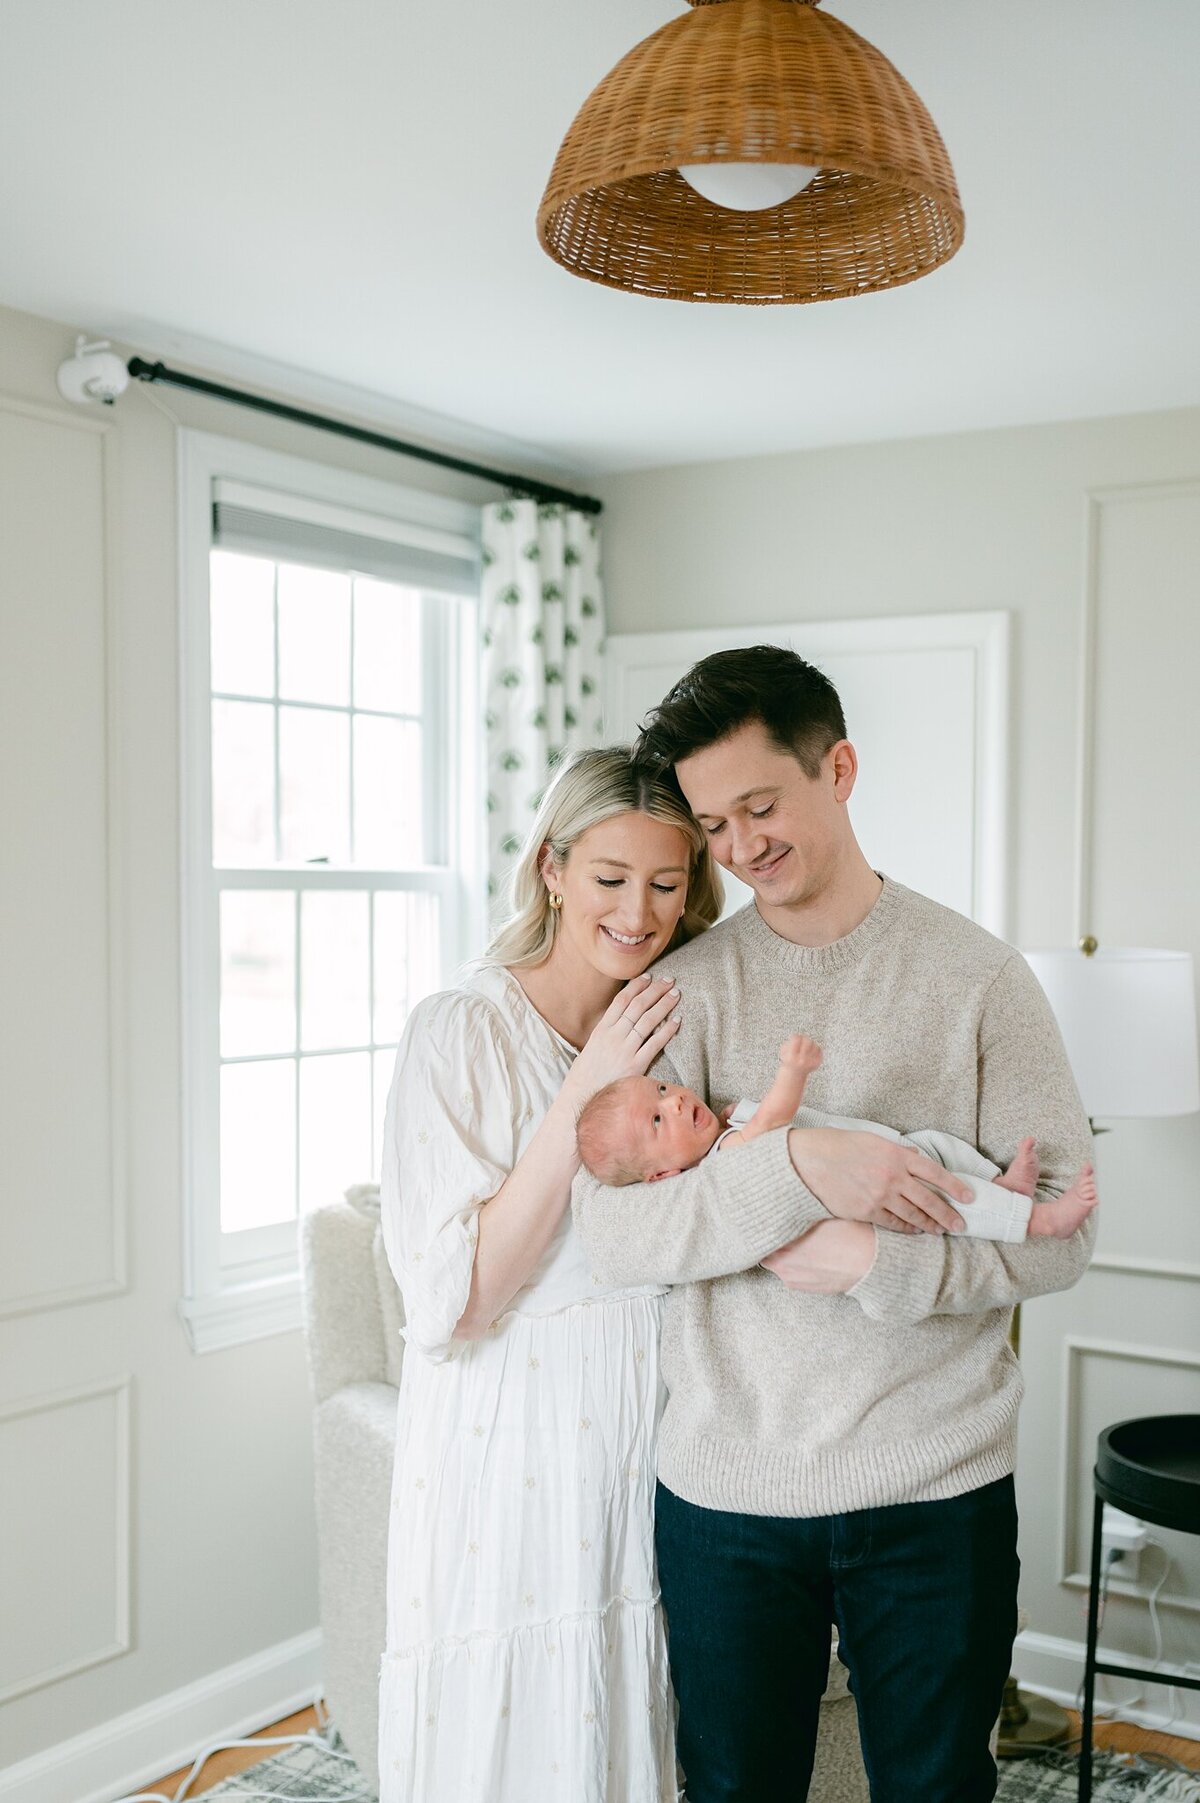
[[1028, 1164, 1097, 1239], [780, 1034, 823, 1076], [997, 1136, 1039, 1196]]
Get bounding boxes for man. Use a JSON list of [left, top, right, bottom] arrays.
[[572, 645, 1093, 1803]]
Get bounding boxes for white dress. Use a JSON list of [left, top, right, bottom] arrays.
[[377, 964, 678, 1803]]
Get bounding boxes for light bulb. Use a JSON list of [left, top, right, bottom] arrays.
[[678, 161, 821, 212]]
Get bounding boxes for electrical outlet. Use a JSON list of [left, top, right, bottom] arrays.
[[1102, 1507, 1149, 1582]]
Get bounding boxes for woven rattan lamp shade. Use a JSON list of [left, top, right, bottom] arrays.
[[537, 0, 964, 304]]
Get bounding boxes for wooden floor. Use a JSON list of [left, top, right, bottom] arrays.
[[141, 1700, 1199, 1798], [1070, 1710, 1200, 1768], [141, 1705, 322, 1799]]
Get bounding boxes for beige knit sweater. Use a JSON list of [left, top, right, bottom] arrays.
[[572, 878, 1094, 1517]]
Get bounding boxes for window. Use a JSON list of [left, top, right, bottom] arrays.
[[179, 434, 482, 1351]]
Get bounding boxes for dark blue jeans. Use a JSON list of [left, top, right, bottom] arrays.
[[655, 1474, 1019, 1803]]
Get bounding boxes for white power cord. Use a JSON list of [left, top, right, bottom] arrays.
[[1077, 1547, 1126, 1717], [107, 1710, 365, 1803], [1076, 1535, 1189, 1736], [1142, 1535, 1185, 1732]]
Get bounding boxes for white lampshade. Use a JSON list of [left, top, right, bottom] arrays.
[[1024, 947, 1200, 1120]]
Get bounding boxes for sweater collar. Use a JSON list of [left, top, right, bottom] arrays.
[[739, 873, 904, 973]]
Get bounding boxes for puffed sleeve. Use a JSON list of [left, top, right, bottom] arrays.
[[379, 990, 515, 1364]]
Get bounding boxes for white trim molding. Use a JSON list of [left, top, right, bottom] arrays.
[[1087, 1252, 1200, 1285], [0, 1629, 323, 1803], [0, 1377, 131, 1704], [178, 1271, 303, 1354], [1013, 1629, 1200, 1743]]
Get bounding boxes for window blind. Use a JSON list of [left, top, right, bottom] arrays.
[[212, 480, 479, 597]]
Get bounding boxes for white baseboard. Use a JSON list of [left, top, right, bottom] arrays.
[[1014, 1628, 1200, 1744], [0, 1630, 324, 1803]]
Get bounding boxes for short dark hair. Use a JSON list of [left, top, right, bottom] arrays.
[[635, 645, 847, 781]]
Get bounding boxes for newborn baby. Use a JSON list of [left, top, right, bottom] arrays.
[[576, 1035, 1097, 1245]]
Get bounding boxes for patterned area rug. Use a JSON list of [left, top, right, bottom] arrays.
[[205, 1731, 373, 1800], [996, 1748, 1200, 1801], [204, 1730, 1200, 1801]]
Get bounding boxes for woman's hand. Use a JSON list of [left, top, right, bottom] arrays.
[[562, 975, 681, 1109], [786, 1127, 970, 1234]]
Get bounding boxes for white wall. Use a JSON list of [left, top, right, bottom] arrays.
[[595, 412, 1200, 1731], [0, 301, 500, 1799]]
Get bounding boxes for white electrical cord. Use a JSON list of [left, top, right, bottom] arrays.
[[107, 1715, 364, 1803], [1142, 1535, 1185, 1732], [1075, 1536, 1189, 1739]]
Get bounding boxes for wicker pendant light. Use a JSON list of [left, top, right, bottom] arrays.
[[537, 0, 964, 305]]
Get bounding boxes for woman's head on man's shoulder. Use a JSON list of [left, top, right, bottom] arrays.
[[483, 745, 722, 977]]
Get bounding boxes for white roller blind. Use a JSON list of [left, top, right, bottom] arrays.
[[212, 479, 479, 597]]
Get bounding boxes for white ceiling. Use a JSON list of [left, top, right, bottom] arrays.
[[3, 0, 1199, 476]]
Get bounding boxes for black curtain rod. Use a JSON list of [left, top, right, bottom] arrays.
[[126, 357, 603, 516]]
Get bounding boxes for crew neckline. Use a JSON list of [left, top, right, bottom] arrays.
[[738, 874, 905, 972]]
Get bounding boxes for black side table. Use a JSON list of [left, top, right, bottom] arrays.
[[1080, 1414, 1200, 1801]]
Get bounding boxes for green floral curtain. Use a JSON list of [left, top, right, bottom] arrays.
[[481, 498, 606, 907]]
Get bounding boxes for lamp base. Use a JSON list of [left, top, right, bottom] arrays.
[[995, 1677, 1073, 1758]]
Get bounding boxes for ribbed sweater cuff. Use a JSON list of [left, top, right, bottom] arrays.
[[729, 1131, 831, 1263], [846, 1227, 945, 1323]]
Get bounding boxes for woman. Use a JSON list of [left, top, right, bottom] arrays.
[[377, 747, 722, 1803]]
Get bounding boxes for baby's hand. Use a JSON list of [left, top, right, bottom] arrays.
[[779, 1035, 823, 1077]]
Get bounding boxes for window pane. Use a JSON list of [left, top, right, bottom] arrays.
[[212, 699, 276, 866], [301, 890, 369, 1050], [353, 578, 422, 715], [210, 551, 275, 697], [220, 1059, 296, 1231], [280, 706, 349, 865], [373, 1048, 397, 1180], [299, 1052, 372, 1214], [373, 891, 441, 1043], [220, 891, 295, 1058], [353, 716, 422, 868], [277, 563, 350, 706]]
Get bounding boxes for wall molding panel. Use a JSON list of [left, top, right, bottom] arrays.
[[0, 391, 128, 1318], [1075, 475, 1200, 939], [1057, 1336, 1200, 1606], [1087, 1253, 1200, 1285], [0, 1377, 131, 1704]]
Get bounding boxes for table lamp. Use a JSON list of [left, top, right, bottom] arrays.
[[1023, 943, 1200, 1126]]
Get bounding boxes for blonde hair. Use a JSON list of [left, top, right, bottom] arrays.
[[576, 1077, 650, 1186], [482, 746, 722, 970]]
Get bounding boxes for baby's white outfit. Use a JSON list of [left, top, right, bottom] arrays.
[[717, 1101, 1033, 1242]]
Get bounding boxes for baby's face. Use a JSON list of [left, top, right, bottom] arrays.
[[622, 1077, 722, 1180]]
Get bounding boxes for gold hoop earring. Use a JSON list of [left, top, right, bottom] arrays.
[[548, 892, 563, 911]]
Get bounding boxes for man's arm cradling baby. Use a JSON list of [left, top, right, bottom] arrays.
[[575, 1034, 1098, 1297]]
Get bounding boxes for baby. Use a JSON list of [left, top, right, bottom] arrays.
[[576, 1035, 1097, 1245]]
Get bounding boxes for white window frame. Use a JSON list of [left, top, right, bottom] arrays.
[[177, 430, 484, 1352]]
